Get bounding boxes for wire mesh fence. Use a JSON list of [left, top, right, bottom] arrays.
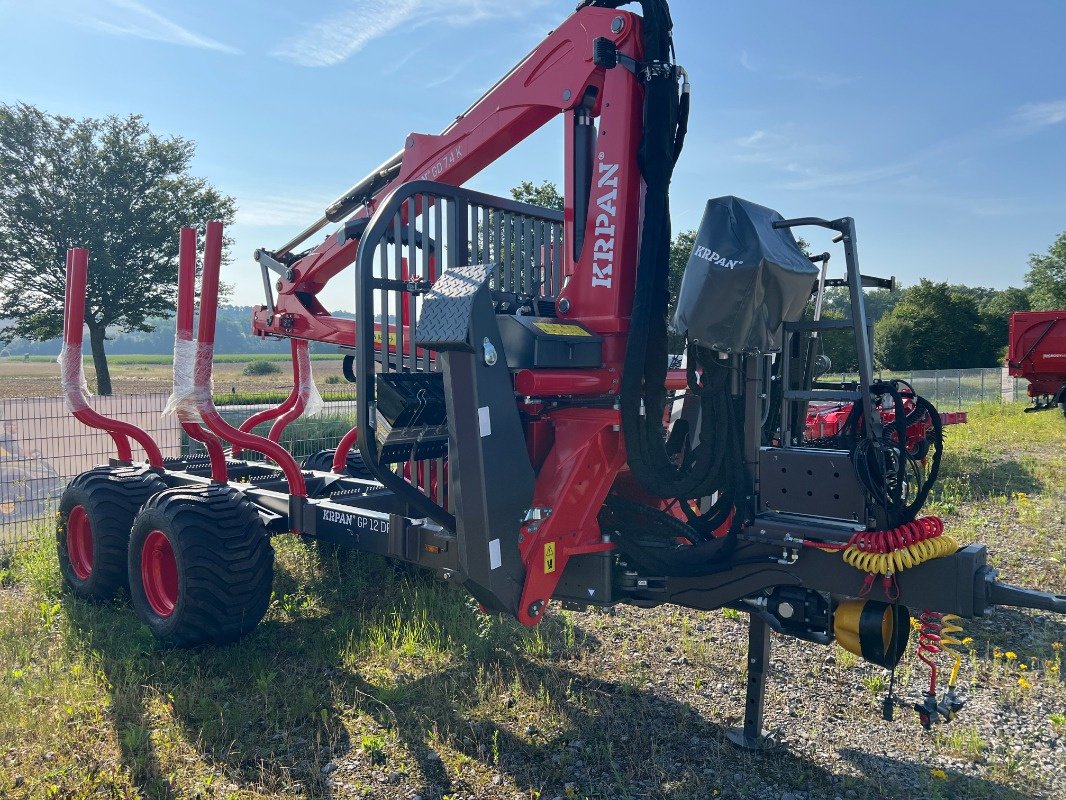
[[0, 393, 357, 558], [0, 366, 1028, 558], [830, 367, 1022, 409]]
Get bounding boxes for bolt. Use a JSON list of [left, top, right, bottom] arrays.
[[482, 337, 498, 366], [528, 601, 543, 617], [611, 16, 625, 33], [778, 601, 795, 619], [286, 268, 297, 282], [558, 298, 571, 313], [562, 89, 572, 102]]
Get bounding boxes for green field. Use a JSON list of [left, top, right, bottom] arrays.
[[0, 404, 1063, 799], [10, 353, 346, 365]]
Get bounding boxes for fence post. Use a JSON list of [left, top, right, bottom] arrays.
[[934, 369, 940, 406], [980, 369, 985, 403], [957, 370, 962, 410]]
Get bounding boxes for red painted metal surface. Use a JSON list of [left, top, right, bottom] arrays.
[[141, 529, 178, 618], [332, 425, 360, 474], [63, 249, 164, 467], [805, 402, 966, 447], [186, 223, 307, 499], [174, 227, 229, 484], [65, 504, 93, 580], [514, 368, 620, 397], [516, 408, 625, 625], [252, 7, 645, 371], [1007, 311, 1066, 397]]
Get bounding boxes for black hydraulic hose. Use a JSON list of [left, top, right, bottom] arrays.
[[673, 85, 690, 165], [586, 1, 733, 503]]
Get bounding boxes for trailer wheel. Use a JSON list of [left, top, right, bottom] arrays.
[[302, 448, 374, 480], [128, 485, 273, 647], [57, 467, 167, 602]]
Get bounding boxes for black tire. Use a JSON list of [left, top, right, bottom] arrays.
[[128, 485, 274, 647], [302, 448, 374, 480], [57, 467, 168, 602]]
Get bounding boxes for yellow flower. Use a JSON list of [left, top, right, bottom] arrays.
[[1050, 664, 1061, 674], [1005, 651, 1017, 661], [993, 647, 1003, 659], [1019, 663, 1027, 670], [1052, 642, 1063, 652], [962, 637, 974, 646], [930, 769, 948, 780], [1018, 677, 1032, 690]]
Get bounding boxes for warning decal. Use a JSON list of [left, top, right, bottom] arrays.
[[532, 322, 592, 337], [543, 541, 556, 574]]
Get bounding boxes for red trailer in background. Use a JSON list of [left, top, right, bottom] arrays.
[[1007, 311, 1066, 416]]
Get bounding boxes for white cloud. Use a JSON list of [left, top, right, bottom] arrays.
[[731, 123, 921, 191], [736, 49, 855, 87], [234, 194, 336, 228], [273, 0, 552, 68], [1012, 100, 1066, 132], [45, 0, 240, 54]]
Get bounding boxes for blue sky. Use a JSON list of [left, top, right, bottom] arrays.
[[1, 0, 1064, 312]]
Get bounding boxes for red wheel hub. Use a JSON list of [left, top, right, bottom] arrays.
[[141, 530, 178, 617], [66, 505, 93, 581]]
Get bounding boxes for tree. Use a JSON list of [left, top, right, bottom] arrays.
[[873, 279, 997, 369], [1024, 231, 1066, 310], [976, 286, 1030, 357], [667, 229, 697, 352], [0, 103, 235, 394], [510, 180, 564, 211]]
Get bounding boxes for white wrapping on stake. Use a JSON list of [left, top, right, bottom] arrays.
[[297, 344, 325, 417], [57, 342, 92, 412], [162, 338, 213, 423]]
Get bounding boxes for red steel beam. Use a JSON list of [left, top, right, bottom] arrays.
[[187, 222, 307, 498], [63, 248, 164, 467], [173, 227, 229, 484]]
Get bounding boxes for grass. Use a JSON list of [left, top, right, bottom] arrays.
[[0, 403, 1063, 799]]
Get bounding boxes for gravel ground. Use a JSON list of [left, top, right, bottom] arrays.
[[294, 599, 1065, 800]]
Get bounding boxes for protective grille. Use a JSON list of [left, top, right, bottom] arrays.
[[354, 180, 563, 525]]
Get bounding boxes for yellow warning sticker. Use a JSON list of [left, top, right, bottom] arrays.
[[543, 541, 556, 574], [532, 322, 592, 337]]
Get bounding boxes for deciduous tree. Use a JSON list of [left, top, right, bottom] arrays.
[[0, 103, 235, 394], [1024, 231, 1066, 310]]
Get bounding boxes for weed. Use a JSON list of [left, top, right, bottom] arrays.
[[862, 674, 887, 694], [935, 725, 987, 761], [360, 733, 387, 765], [241, 359, 281, 376]]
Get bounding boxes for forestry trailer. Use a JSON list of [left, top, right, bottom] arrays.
[[1008, 310, 1066, 416], [57, 0, 1064, 746]]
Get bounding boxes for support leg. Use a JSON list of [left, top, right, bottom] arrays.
[[726, 613, 777, 750]]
